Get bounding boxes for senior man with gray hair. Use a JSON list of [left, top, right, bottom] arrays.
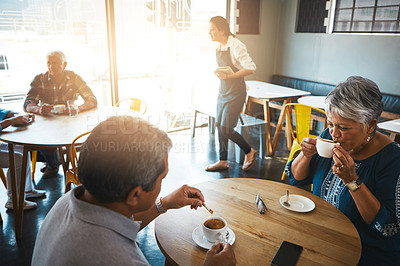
[[24, 50, 97, 179], [285, 76, 400, 265], [32, 115, 236, 266]]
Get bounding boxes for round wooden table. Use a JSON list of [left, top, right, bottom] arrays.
[[0, 106, 135, 146], [155, 178, 361, 266], [0, 106, 136, 240]]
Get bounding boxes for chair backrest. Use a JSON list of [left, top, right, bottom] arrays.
[[116, 98, 147, 115], [70, 131, 92, 179], [284, 103, 327, 143]]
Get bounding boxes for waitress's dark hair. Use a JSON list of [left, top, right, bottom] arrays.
[[210, 16, 235, 37]]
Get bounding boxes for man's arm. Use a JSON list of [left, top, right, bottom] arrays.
[[25, 103, 53, 115], [0, 113, 35, 130], [73, 74, 97, 112], [24, 74, 44, 113], [133, 185, 204, 230]]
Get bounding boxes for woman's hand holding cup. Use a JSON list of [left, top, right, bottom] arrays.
[[300, 137, 318, 158]]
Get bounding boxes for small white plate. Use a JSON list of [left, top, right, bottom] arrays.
[[279, 194, 315, 213], [192, 225, 235, 249]]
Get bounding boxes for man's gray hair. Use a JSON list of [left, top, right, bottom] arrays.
[[47, 50, 66, 63], [325, 76, 383, 127], [78, 115, 172, 203]]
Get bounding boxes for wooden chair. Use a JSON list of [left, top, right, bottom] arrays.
[[281, 103, 327, 181], [0, 168, 6, 188], [31, 150, 37, 179], [116, 98, 147, 115], [65, 131, 91, 193]]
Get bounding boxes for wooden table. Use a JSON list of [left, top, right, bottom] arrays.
[[244, 81, 311, 156], [155, 178, 361, 266], [0, 106, 135, 240], [297, 96, 326, 110], [378, 118, 400, 140]]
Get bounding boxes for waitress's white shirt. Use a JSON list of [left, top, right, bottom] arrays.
[[216, 35, 256, 71]]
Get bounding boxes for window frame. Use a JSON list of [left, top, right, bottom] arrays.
[[329, 0, 400, 34]]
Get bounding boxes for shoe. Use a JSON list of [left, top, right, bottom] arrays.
[[25, 189, 46, 199], [205, 162, 229, 172], [242, 148, 257, 171], [42, 166, 59, 179], [40, 163, 48, 173], [5, 200, 37, 210]]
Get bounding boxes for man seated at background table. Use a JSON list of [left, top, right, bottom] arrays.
[[0, 109, 46, 210], [32, 115, 236, 266], [23, 50, 97, 179]]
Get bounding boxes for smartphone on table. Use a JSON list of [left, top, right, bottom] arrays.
[[271, 241, 303, 266]]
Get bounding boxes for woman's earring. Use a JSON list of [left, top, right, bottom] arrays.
[[366, 134, 372, 142]]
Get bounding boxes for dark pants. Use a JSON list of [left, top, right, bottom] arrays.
[[218, 125, 251, 161], [36, 148, 60, 169]]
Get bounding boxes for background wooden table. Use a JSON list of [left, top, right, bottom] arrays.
[[297, 95, 326, 110], [378, 118, 400, 141], [155, 178, 361, 266], [245, 81, 311, 156], [0, 106, 136, 239]]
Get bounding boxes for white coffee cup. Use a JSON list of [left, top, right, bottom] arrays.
[[316, 138, 336, 158], [53, 104, 65, 113], [202, 216, 227, 243]]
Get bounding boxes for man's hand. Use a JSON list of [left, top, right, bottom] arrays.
[[162, 185, 205, 211], [204, 242, 236, 266], [38, 103, 54, 115], [26, 103, 53, 115], [10, 113, 35, 125]]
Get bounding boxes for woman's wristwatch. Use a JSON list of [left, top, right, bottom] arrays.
[[345, 178, 362, 192]]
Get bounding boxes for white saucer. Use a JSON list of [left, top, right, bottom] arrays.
[[279, 194, 315, 212], [192, 225, 235, 249]]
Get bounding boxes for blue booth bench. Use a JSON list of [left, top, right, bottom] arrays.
[[271, 75, 400, 120]]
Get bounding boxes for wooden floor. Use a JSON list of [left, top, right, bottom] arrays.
[[0, 125, 293, 266]]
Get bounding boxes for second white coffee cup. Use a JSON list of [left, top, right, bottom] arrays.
[[53, 104, 65, 113], [202, 216, 227, 243], [316, 138, 336, 158]]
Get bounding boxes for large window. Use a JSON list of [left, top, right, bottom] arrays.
[[0, 0, 110, 105], [296, 0, 400, 34], [113, 0, 227, 131], [0, 0, 227, 131], [334, 0, 400, 33]]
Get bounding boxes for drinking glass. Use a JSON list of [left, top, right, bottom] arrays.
[[67, 100, 79, 117]]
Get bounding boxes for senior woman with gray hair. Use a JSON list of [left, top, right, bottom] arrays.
[[285, 76, 400, 265]]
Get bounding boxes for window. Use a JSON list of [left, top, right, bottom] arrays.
[[0, 55, 8, 70], [333, 0, 400, 33], [296, 0, 400, 34]]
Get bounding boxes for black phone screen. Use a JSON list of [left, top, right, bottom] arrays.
[[271, 241, 303, 266]]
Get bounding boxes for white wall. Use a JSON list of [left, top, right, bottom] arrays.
[[236, 0, 282, 83], [275, 0, 400, 95]]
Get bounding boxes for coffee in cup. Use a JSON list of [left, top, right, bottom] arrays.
[[316, 138, 336, 158], [53, 104, 65, 113], [202, 216, 227, 243]]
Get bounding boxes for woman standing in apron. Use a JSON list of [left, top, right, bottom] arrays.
[[206, 16, 257, 172]]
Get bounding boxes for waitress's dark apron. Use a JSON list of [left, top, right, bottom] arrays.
[[215, 47, 246, 129]]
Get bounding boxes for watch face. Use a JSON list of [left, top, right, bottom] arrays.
[[348, 183, 357, 190], [346, 180, 360, 191]]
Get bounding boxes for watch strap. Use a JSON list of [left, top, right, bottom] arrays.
[[155, 197, 166, 214]]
